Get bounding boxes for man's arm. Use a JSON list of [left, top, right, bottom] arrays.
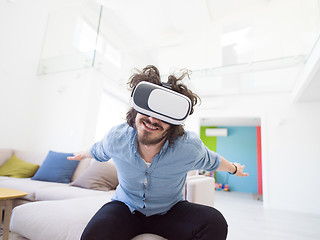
[[216, 156, 249, 177]]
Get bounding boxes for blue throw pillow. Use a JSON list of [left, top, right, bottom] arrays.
[[31, 151, 79, 183]]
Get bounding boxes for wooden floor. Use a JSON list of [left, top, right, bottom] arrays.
[[2, 191, 320, 240], [214, 191, 320, 240]]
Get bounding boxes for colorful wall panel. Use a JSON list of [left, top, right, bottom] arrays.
[[200, 126, 261, 194]]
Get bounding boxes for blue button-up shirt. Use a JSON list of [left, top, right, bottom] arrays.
[[90, 123, 221, 216]]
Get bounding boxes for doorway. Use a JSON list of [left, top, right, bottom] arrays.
[[200, 117, 262, 200]]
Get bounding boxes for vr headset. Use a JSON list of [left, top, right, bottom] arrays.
[[131, 81, 191, 125]]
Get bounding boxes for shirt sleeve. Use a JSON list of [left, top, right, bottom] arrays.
[[90, 129, 114, 162], [188, 132, 222, 171]]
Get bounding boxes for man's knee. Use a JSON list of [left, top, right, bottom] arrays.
[[202, 207, 228, 238], [81, 215, 111, 240], [171, 201, 228, 239]]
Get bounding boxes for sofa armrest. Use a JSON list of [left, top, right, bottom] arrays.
[[185, 175, 215, 207]]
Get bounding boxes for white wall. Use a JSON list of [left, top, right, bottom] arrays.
[[0, 0, 48, 151], [265, 100, 320, 215], [30, 69, 103, 152], [194, 93, 320, 215], [0, 0, 103, 153], [94, 81, 130, 142]]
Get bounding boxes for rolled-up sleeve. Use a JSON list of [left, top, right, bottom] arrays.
[[189, 133, 222, 171], [90, 127, 116, 162], [90, 140, 111, 162]]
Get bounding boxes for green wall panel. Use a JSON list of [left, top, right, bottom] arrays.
[[200, 126, 217, 152]]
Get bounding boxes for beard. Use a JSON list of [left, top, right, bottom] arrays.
[[137, 119, 169, 146]]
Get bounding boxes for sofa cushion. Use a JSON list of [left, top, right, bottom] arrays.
[[0, 154, 39, 178], [0, 176, 9, 181], [11, 195, 166, 240], [35, 186, 114, 201], [70, 160, 118, 191], [11, 196, 109, 240], [32, 151, 79, 183], [0, 177, 64, 201], [132, 234, 166, 240], [70, 158, 91, 182]]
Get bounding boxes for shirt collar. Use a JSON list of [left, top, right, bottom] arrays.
[[160, 140, 169, 153]]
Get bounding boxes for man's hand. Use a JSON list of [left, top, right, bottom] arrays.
[[233, 162, 249, 177], [67, 151, 91, 161], [217, 157, 249, 177]]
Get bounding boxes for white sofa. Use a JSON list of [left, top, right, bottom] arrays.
[[0, 148, 215, 240]]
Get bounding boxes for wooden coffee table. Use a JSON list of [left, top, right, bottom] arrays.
[[0, 188, 28, 240]]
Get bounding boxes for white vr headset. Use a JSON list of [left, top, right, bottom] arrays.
[[131, 81, 191, 125]]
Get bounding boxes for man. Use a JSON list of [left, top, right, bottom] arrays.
[[68, 65, 248, 240]]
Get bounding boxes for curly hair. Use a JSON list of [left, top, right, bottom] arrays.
[[126, 65, 200, 146]]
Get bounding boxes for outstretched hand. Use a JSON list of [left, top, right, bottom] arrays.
[[67, 151, 90, 161], [234, 162, 249, 177]]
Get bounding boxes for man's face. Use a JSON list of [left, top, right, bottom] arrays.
[[135, 113, 171, 146]]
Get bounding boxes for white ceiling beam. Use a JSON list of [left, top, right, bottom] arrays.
[[291, 37, 320, 102]]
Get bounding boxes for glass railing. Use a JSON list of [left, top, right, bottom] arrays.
[[37, 1, 101, 75]]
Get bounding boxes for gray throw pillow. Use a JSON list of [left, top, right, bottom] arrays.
[[70, 160, 118, 191]]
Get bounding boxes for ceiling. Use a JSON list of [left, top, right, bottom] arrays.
[[293, 36, 320, 102], [94, 0, 320, 101], [37, 0, 319, 102]]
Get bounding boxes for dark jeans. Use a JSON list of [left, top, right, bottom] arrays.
[[81, 200, 228, 240]]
